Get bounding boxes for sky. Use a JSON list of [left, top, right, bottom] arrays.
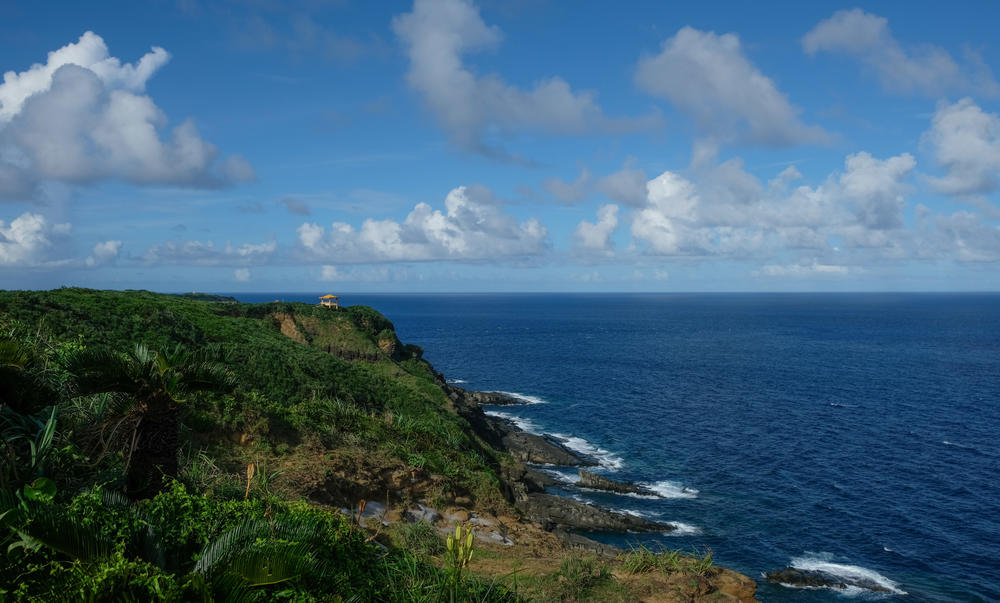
[[2, 0, 1000, 292]]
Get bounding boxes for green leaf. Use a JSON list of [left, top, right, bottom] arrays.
[[23, 477, 56, 503]]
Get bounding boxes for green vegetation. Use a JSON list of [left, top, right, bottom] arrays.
[[0, 288, 514, 601], [619, 543, 714, 576], [0, 288, 740, 602]]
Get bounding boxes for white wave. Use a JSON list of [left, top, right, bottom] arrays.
[[537, 467, 577, 484], [619, 491, 662, 500], [447, 378, 468, 384], [617, 508, 663, 519], [550, 433, 624, 470], [484, 410, 542, 434], [493, 391, 547, 404], [790, 554, 907, 595], [640, 480, 699, 499], [665, 521, 702, 535]]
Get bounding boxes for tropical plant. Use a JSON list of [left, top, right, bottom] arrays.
[[65, 343, 236, 498]]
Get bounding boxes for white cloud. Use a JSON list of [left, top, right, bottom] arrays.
[[233, 268, 251, 281], [0, 212, 68, 266], [636, 26, 830, 146], [573, 204, 619, 254], [0, 31, 254, 200], [631, 171, 708, 255], [85, 239, 122, 267], [922, 210, 1000, 262], [392, 0, 657, 158], [838, 152, 915, 230], [142, 239, 276, 265], [629, 149, 916, 260], [0, 211, 118, 269], [298, 184, 547, 262], [922, 98, 1000, 196], [802, 9, 1000, 97]]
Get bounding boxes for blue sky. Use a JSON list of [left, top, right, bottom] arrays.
[[2, 0, 1000, 292]]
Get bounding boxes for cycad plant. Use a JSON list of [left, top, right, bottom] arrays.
[[1, 488, 324, 601], [65, 344, 236, 499]]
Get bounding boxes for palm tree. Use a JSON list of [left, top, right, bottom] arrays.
[[65, 344, 235, 499]]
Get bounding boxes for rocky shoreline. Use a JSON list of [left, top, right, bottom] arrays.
[[443, 383, 677, 541]]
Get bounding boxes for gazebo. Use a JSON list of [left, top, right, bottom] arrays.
[[318, 294, 339, 309]]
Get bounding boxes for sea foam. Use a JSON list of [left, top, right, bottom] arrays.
[[640, 480, 699, 499], [789, 553, 907, 595], [494, 391, 547, 404], [484, 410, 541, 434], [665, 521, 702, 535], [550, 432, 624, 470]]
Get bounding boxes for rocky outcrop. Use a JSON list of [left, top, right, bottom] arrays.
[[500, 429, 596, 466], [518, 493, 673, 533], [463, 390, 525, 405], [765, 567, 896, 593], [447, 386, 593, 466], [575, 469, 655, 496]]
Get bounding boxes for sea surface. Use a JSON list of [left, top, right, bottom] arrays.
[[232, 293, 1000, 602]]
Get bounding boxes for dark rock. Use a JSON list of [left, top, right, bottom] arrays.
[[765, 567, 895, 594], [500, 429, 596, 466], [518, 493, 673, 533], [523, 467, 558, 491], [463, 390, 526, 405], [575, 470, 654, 496]]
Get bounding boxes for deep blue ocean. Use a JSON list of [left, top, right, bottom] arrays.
[[231, 293, 1000, 602]]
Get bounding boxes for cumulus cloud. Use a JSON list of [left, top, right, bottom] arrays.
[[0, 31, 254, 201], [85, 239, 122, 267], [922, 98, 1000, 196], [636, 26, 830, 146], [233, 268, 251, 281], [297, 184, 547, 262], [0, 212, 69, 266], [573, 204, 619, 254], [392, 0, 657, 159], [629, 150, 916, 260], [142, 239, 276, 265], [0, 211, 118, 269], [919, 209, 1000, 262], [802, 9, 1000, 97]]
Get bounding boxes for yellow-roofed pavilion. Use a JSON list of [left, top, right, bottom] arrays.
[[319, 294, 339, 309]]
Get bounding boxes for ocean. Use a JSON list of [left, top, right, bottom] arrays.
[[231, 292, 1000, 602]]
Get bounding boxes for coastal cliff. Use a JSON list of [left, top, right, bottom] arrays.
[[0, 288, 757, 601]]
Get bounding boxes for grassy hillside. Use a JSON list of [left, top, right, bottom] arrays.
[[0, 288, 513, 601]]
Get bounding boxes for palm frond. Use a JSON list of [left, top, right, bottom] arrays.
[[227, 543, 318, 587], [193, 518, 262, 576], [64, 348, 144, 398], [17, 507, 115, 562], [0, 339, 30, 369], [177, 361, 237, 395]]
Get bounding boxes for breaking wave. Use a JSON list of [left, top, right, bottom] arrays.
[[788, 553, 907, 595], [550, 433, 624, 470], [639, 480, 699, 499]]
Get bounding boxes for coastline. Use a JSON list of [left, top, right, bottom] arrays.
[[435, 378, 761, 601]]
